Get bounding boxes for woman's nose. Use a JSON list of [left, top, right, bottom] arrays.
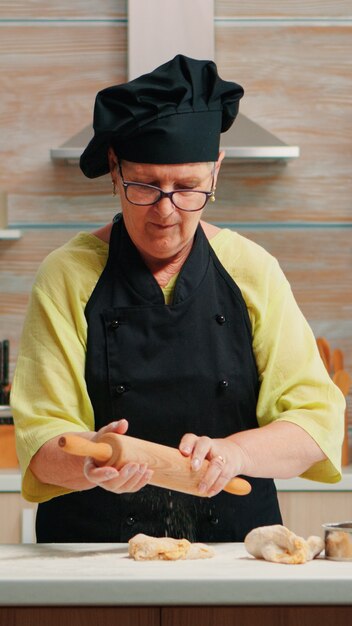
[[153, 195, 176, 217]]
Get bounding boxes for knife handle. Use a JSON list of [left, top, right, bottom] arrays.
[[59, 433, 251, 497]]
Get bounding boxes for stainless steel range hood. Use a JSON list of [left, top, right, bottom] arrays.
[[50, 114, 299, 164], [50, 0, 299, 165]]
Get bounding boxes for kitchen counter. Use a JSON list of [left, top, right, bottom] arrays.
[[0, 542, 351, 607], [1, 543, 351, 626]]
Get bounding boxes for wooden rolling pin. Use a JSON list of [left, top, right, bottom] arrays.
[[59, 432, 252, 497]]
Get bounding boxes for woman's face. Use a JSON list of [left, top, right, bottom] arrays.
[[109, 150, 223, 265]]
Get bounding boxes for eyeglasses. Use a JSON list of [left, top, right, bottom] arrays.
[[117, 161, 216, 212]]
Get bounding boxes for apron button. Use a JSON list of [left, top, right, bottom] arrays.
[[115, 384, 126, 395], [126, 516, 137, 526], [208, 513, 219, 525], [219, 380, 229, 389], [110, 319, 120, 329], [215, 314, 226, 325]]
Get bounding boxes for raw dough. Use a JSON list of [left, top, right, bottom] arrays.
[[128, 533, 215, 561], [244, 524, 324, 564]]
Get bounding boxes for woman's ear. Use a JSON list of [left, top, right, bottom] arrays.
[[214, 150, 225, 185]]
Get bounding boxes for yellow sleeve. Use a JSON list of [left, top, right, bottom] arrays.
[[253, 274, 345, 483], [213, 230, 345, 484], [11, 237, 105, 502]]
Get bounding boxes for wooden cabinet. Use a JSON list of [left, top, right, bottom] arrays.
[[278, 491, 352, 537], [0, 606, 351, 626], [0, 493, 36, 543]]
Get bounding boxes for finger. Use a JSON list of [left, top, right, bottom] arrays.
[[99, 419, 129, 436], [197, 457, 223, 494], [116, 463, 148, 489], [199, 454, 234, 496], [190, 436, 212, 471], [203, 472, 234, 498], [103, 464, 153, 493], [86, 462, 139, 488], [122, 468, 154, 493], [179, 433, 199, 456], [84, 458, 119, 484]]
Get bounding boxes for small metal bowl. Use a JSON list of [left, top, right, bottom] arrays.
[[323, 522, 352, 561]]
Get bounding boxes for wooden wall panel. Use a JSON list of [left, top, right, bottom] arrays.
[[0, 229, 80, 382], [215, 1, 352, 18], [9, 193, 120, 225], [2, 0, 349, 20], [214, 25, 352, 221], [216, 26, 351, 135], [0, 24, 127, 194], [209, 157, 351, 223], [0, 0, 127, 18]]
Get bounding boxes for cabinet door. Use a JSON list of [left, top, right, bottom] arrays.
[[0, 494, 37, 543], [278, 491, 352, 537], [162, 607, 352, 626]]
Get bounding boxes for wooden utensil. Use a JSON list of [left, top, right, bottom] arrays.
[[316, 337, 331, 373], [0, 425, 18, 468], [332, 348, 344, 374], [59, 432, 252, 497], [333, 370, 351, 397], [341, 407, 350, 467]]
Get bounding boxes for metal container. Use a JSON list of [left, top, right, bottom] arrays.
[[323, 522, 352, 561]]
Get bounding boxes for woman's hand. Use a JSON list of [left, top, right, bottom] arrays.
[[179, 434, 247, 497], [83, 419, 154, 494]]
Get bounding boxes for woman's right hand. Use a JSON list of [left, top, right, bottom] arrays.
[[83, 419, 154, 494]]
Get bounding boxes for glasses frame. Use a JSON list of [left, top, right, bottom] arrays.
[[117, 160, 216, 212]]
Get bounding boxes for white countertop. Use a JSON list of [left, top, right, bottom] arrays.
[[0, 542, 351, 606], [1, 467, 352, 493]]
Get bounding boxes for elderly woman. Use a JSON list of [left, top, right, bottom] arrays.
[[11, 55, 344, 543]]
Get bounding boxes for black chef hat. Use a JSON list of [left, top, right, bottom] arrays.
[[80, 54, 244, 178]]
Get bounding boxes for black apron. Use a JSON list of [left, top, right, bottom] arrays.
[[36, 215, 282, 542]]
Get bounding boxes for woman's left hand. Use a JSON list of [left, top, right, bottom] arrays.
[[179, 434, 247, 497]]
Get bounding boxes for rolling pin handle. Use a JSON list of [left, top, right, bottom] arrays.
[[58, 435, 113, 463], [224, 477, 252, 496]]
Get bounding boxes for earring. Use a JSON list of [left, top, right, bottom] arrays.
[[112, 180, 116, 197], [210, 187, 216, 202]]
